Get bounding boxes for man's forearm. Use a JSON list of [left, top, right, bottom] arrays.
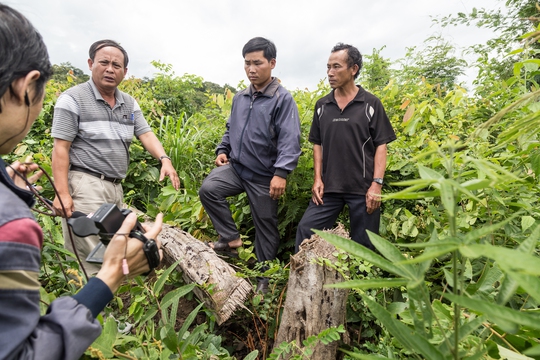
[[51, 141, 71, 195], [373, 144, 387, 179], [138, 132, 167, 159], [313, 144, 323, 181]]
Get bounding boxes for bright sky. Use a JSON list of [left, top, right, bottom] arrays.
[[12, 0, 503, 91]]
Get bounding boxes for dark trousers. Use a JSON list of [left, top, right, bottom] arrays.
[[295, 193, 380, 252], [199, 164, 279, 263]]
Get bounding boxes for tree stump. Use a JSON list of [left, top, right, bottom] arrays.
[[153, 224, 252, 325], [274, 225, 349, 359]]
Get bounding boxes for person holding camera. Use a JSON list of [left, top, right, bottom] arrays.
[[51, 39, 179, 275], [0, 4, 164, 359]]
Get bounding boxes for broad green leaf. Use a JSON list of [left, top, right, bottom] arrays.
[[339, 349, 389, 359], [460, 178, 493, 191], [524, 344, 540, 356], [505, 271, 540, 304], [326, 278, 408, 290], [496, 274, 519, 306], [362, 295, 446, 360], [523, 59, 540, 71], [153, 259, 182, 294], [437, 315, 486, 355], [180, 324, 207, 354], [514, 62, 524, 77], [459, 244, 540, 276], [89, 317, 117, 358], [177, 303, 204, 343], [160, 283, 196, 310], [139, 308, 159, 327], [368, 231, 408, 264], [399, 244, 459, 264], [530, 152, 540, 177], [243, 350, 260, 360], [440, 180, 456, 218], [461, 214, 519, 244], [444, 293, 540, 330], [315, 230, 408, 277], [161, 323, 179, 352], [418, 165, 444, 181], [498, 344, 537, 359], [521, 216, 535, 232]]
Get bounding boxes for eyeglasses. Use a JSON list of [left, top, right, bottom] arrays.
[[7, 162, 57, 217]]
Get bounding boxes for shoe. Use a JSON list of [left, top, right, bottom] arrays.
[[256, 279, 269, 294], [204, 239, 240, 258]]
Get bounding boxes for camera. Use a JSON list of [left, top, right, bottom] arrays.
[[67, 203, 160, 270]]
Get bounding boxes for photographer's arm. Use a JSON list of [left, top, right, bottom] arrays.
[[97, 212, 164, 292], [51, 138, 74, 217]]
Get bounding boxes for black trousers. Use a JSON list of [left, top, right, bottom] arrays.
[[295, 193, 380, 252]]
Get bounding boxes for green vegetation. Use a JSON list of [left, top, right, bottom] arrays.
[[11, 1, 540, 358]]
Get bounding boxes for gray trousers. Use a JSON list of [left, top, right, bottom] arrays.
[[199, 164, 279, 263]]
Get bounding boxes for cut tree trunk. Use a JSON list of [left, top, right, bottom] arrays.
[[151, 223, 252, 325], [274, 224, 350, 359]]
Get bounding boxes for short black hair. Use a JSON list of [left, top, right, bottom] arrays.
[[242, 37, 277, 62], [89, 39, 129, 68], [0, 3, 52, 113], [331, 43, 363, 79]]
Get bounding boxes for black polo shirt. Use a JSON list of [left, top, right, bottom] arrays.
[[309, 86, 396, 195]]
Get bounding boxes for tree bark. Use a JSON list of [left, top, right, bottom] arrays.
[[274, 225, 349, 359], [153, 224, 252, 325]]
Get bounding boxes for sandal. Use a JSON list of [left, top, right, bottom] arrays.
[[204, 240, 240, 258]]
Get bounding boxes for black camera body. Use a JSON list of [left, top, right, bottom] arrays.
[[91, 203, 143, 245], [67, 203, 160, 271]]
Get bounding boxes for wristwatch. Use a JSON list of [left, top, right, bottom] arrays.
[[159, 155, 172, 162], [373, 178, 384, 186]]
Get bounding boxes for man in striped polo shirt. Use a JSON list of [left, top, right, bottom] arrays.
[[51, 39, 180, 274]]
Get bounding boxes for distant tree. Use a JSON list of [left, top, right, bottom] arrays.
[[358, 46, 393, 92], [51, 62, 89, 84], [143, 61, 237, 119], [203, 81, 236, 96], [438, 0, 540, 84], [397, 36, 467, 91]]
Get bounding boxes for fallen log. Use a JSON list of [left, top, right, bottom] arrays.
[[151, 223, 252, 325], [274, 224, 350, 359]]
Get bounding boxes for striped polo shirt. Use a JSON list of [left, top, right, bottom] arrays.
[[51, 79, 151, 179]]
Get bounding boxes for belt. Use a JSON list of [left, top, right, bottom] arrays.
[[70, 165, 122, 184]]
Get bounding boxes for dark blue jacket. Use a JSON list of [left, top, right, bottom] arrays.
[[216, 78, 301, 181]]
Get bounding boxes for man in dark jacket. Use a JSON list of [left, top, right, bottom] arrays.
[[199, 37, 301, 293]]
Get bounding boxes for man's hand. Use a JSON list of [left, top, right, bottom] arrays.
[[311, 178, 324, 205], [6, 160, 43, 191], [215, 153, 229, 167], [53, 193, 74, 218], [159, 159, 180, 190], [269, 175, 286, 200], [366, 183, 382, 214]]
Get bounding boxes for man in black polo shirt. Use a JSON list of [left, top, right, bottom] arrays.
[[295, 43, 396, 252]]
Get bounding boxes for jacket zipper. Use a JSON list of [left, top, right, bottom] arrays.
[[238, 96, 255, 158]]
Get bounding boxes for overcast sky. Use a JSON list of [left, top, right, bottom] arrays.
[[12, 0, 503, 91]]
